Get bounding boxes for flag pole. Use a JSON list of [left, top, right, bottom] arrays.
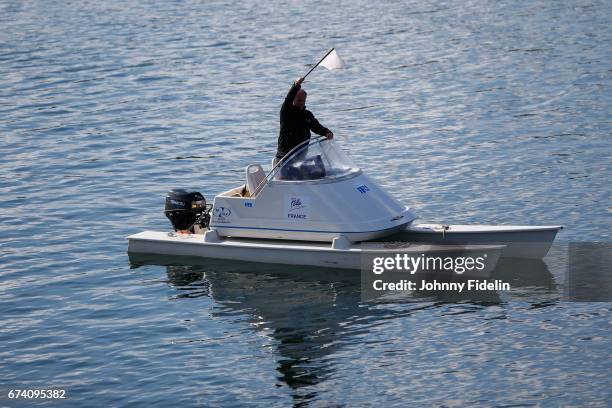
[[302, 48, 335, 81]]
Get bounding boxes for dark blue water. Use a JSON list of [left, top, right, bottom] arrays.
[[1, 0, 610, 406]]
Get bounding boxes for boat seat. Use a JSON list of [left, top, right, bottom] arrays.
[[246, 164, 265, 197]]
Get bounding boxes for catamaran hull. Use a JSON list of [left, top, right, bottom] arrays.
[[127, 231, 503, 278], [391, 224, 562, 259]]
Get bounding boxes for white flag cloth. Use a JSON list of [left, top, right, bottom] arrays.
[[319, 49, 346, 70]]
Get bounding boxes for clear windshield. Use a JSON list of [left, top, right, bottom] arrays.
[[273, 138, 361, 181]]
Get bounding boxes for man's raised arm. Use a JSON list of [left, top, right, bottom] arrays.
[[282, 77, 304, 110]]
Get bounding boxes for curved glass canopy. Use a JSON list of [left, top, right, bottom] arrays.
[[273, 138, 361, 182]]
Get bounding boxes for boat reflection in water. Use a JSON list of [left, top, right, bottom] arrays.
[[129, 254, 559, 404]]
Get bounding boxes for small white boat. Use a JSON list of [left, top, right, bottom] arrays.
[[208, 136, 417, 242], [127, 136, 561, 270]]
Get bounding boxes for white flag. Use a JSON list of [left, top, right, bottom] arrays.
[[319, 49, 346, 70]]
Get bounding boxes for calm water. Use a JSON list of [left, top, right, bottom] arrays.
[[1, 0, 611, 406]]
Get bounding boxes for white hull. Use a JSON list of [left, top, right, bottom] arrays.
[[127, 231, 503, 278], [213, 220, 409, 243], [210, 172, 416, 243], [391, 224, 562, 259]]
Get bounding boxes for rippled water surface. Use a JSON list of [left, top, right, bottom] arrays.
[[1, 0, 611, 406]]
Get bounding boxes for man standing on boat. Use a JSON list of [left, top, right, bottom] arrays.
[[275, 77, 334, 165]]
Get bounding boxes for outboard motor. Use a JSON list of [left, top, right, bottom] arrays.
[[164, 189, 210, 232]]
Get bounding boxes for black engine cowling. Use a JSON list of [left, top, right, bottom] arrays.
[[164, 189, 208, 232]]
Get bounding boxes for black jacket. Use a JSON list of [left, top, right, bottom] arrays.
[[276, 82, 330, 159]]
